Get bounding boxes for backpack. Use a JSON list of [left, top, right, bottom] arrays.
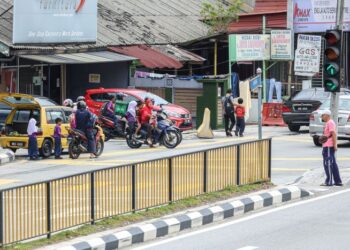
[[223, 96, 234, 114]]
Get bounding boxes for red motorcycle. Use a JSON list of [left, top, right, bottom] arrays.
[[68, 123, 105, 159], [97, 115, 125, 141]]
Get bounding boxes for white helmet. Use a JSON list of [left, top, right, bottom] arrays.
[[63, 99, 73, 108]]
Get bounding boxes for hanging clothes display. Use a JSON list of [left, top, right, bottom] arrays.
[[231, 72, 240, 98], [268, 78, 282, 103]]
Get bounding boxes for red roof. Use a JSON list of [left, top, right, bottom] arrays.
[[228, 0, 287, 33], [110, 45, 183, 69]]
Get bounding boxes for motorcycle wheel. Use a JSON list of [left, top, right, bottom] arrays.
[[95, 138, 104, 157], [126, 134, 142, 149], [104, 130, 111, 142], [162, 130, 180, 149], [69, 141, 81, 159], [175, 129, 183, 145]]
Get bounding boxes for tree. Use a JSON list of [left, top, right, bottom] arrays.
[[201, 0, 242, 34]]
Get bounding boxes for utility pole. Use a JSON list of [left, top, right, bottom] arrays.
[[332, 0, 344, 136]]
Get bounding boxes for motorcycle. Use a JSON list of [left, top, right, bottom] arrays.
[[125, 111, 181, 149], [98, 115, 126, 141], [67, 122, 105, 159]]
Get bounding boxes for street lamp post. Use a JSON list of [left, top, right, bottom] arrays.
[[257, 67, 263, 140]]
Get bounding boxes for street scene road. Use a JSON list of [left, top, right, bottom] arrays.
[[134, 189, 350, 250]]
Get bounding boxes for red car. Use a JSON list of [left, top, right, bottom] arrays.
[[85, 88, 193, 131]]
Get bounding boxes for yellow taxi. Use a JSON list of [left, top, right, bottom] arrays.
[[0, 93, 72, 158]]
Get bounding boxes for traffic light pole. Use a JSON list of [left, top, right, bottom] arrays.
[[331, 0, 344, 136]]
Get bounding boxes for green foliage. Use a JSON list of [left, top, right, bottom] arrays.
[[201, 0, 242, 33]]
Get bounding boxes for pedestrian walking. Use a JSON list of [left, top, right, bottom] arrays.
[[222, 89, 235, 137], [53, 117, 64, 159], [320, 110, 342, 186], [27, 117, 39, 160], [235, 98, 246, 137]]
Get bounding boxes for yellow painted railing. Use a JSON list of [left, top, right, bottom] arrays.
[[0, 138, 271, 245]]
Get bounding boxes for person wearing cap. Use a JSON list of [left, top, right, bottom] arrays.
[[321, 110, 342, 186]]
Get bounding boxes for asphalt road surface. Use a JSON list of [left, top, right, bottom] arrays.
[[133, 189, 350, 250], [0, 126, 349, 189]]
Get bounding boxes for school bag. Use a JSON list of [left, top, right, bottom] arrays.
[[224, 96, 234, 114]]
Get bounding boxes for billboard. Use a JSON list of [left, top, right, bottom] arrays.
[[229, 34, 270, 62], [270, 30, 293, 61], [294, 34, 322, 76], [293, 0, 350, 33], [13, 0, 97, 44]]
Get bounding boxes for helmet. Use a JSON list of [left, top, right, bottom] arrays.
[[63, 99, 73, 108], [77, 101, 87, 110], [76, 96, 85, 102], [116, 93, 124, 101]]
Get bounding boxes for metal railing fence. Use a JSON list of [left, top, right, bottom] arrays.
[[0, 138, 271, 245]]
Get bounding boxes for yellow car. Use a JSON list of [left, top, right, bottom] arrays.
[[0, 93, 72, 158]]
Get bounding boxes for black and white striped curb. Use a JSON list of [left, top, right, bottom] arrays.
[[54, 186, 311, 250], [0, 150, 15, 165]]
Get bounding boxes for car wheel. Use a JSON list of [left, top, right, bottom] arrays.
[[313, 137, 322, 147], [288, 124, 300, 132], [40, 138, 53, 158]]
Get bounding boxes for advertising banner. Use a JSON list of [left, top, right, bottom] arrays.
[[13, 0, 97, 44], [293, 0, 350, 33], [270, 30, 293, 60], [294, 34, 322, 76], [229, 34, 270, 62]]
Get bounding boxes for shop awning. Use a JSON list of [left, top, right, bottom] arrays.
[[152, 45, 205, 65], [110, 45, 184, 69], [19, 51, 136, 64]]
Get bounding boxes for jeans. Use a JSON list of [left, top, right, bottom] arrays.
[[54, 138, 62, 157], [86, 129, 96, 154], [224, 112, 235, 132], [322, 147, 342, 185], [235, 117, 245, 135], [268, 78, 282, 103], [28, 135, 38, 158]]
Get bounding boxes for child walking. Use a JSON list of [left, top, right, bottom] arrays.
[[235, 98, 246, 137], [27, 117, 39, 160], [53, 117, 64, 159]]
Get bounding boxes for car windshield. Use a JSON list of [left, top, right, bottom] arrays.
[[293, 89, 330, 101], [137, 92, 169, 105], [0, 110, 11, 123], [320, 99, 350, 110]]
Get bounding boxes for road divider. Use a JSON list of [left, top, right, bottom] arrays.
[[53, 186, 311, 250]]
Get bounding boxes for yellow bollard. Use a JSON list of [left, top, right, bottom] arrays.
[[197, 108, 214, 139]]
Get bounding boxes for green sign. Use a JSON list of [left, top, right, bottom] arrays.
[[229, 34, 270, 62]]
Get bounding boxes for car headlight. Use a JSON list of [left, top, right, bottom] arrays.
[[164, 110, 181, 118]]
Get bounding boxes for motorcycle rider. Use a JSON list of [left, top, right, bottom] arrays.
[[139, 98, 154, 146], [75, 101, 96, 159], [102, 94, 118, 126], [63, 99, 76, 128]]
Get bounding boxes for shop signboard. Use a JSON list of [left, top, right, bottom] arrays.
[[294, 34, 322, 76], [229, 34, 270, 62], [270, 30, 293, 60], [293, 0, 350, 32], [13, 0, 97, 44]]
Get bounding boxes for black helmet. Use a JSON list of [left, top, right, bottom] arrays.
[[77, 101, 87, 110], [76, 96, 85, 102], [116, 93, 124, 101]]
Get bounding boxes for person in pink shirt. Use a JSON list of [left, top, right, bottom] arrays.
[[321, 110, 342, 186]]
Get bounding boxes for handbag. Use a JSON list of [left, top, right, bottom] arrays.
[[314, 135, 331, 144]]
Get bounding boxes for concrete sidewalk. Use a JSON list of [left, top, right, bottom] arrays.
[[38, 186, 311, 250]]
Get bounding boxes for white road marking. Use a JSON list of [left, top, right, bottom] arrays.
[[133, 189, 350, 250], [236, 246, 259, 250]]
